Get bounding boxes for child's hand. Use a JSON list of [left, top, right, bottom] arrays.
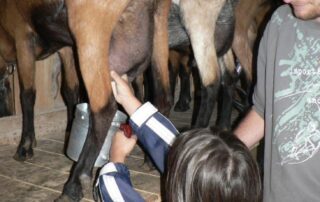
[[110, 71, 142, 115], [110, 71, 134, 104], [110, 130, 137, 164]]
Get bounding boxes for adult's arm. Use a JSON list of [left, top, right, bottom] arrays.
[[234, 108, 264, 149], [234, 17, 272, 149]]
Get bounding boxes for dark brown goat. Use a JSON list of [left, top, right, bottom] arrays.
[[0, 0, 171, 201], [169, 0, 238, 129], [169, 0, 278, 129], [0, 1, 80, 158], [232, 0, 277, 88]]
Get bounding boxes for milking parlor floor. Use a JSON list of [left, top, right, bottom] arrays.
[[0, 81, 254, 202], [0, 107, 198, 202]]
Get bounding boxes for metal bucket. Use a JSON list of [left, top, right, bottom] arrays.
[[66, 103, 127, 167]]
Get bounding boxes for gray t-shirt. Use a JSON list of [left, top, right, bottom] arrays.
[[253, 5, 320, 202]]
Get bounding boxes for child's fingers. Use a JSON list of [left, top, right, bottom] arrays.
[[111, 71, 129, 86], [110, 71, 123, 84], [127, 135, 137, 148], [121, 74, 128, 82], [130, 135, 138, 141], [111, 81, 118, 97]]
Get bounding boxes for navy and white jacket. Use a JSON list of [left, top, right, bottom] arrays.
[[97, 102, 179, 202]]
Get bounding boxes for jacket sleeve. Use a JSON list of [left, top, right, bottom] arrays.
[[97, 162, 144, 202], [129, 102, 179, 173]]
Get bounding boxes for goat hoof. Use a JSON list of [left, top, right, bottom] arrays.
[[54, 195, 78, 202], [143, 157, 156, 171], [58, 177, 84, 202], [174, 100, 190, 112], [32, 139, 37, 147], [13, 148, 33, 161], [79, 174, 92, 196], [141, 153, 156, 171]]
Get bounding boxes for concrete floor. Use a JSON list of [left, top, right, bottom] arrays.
[[0, 103, 197, 202]]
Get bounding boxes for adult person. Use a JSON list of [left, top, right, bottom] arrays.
[[96, 71, 261, 202], [234, 1, 320, 201]]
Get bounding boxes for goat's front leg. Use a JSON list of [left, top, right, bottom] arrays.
[[150, 0, 172, 116], [57, 47, 81, 152], [56, 1, 130, 201], [13, 36, 37, 161], [180, 0, 225, 127]]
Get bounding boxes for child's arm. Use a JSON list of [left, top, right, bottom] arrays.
[[110, 71, 179, 173], [97, 71, 179, 201], [97, 162, 144, 202], [129, 102, 178, 173], [97, 104, 178, 201], [97, 131, 143, 201]]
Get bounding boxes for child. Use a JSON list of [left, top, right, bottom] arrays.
[[96, 71, 261, 202]]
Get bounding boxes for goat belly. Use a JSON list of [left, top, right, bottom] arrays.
[[108, 0, 154, 78], [30, 1, 73, 52]]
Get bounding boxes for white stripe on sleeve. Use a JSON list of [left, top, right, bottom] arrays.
[[131, 102, 158, 127], [96, 163, 118, 187], [146, 117, 176, 146], [99, 162, 118, 175], [102, 175, 125, 202]]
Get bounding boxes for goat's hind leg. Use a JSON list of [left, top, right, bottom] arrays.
[[180, 0, 226, 127], [150, 0, 172, 115], [169, 50, 180, 100], [58, 47, 81, 152], [56, 1, 130, 201], [216, 50, 236, 130], [13, 37, 37, 161], [168, 50, 190, 112], [174, 51, 192, 112]]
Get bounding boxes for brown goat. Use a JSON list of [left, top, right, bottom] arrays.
[[0, 0, 171, 201]]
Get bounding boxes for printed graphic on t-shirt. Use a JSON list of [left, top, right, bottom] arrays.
[[273, 14, 320, 165]]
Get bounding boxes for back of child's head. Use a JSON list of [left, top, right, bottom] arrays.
[[165, 127, 262, 202]]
